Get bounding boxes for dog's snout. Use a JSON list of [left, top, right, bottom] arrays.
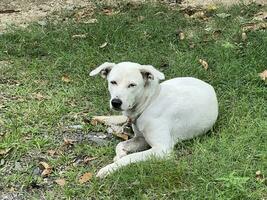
[[111, 98, 122, 109]]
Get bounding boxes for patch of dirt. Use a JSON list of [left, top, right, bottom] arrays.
[[0, 0, 266, 33], [0, 0, 94, 32], [181, 0, 266, 7]]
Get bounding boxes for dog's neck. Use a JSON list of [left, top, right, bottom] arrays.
[[123, 81, 161, 123]]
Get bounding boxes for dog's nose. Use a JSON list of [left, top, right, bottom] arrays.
[[111, 98, 122, 109]]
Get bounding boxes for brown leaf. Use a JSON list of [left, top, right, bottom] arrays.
[[103, 8, 119, 16], [61, 75, 71, 83], [113, 132, 129, 141], [55, 179, 66, 186], [83, 19, 98, 24], [190, 11, 206, 19], [47, 150, 56, 156], [39, 161, 52, 177], [179, 32, 185, 40], [33, 92, 48, 101], [83, 156, 97, 164], [259, 70, 267, 81], [99, 42, 108, 48], [79, 172, 93, 183], [63, 138, 77, 146], [199, 59, 209, 70], [39, 161, 51, 169], [41, 168, 52, 177], [0, 148, 11, 156]]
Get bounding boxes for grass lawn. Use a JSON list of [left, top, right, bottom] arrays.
[[0, 2, 266, 199]]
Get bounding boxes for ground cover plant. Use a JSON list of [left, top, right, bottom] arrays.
[[0, 2, 266, 199]]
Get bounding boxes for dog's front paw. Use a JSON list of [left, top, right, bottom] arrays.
[[96, 164, 116, 178]]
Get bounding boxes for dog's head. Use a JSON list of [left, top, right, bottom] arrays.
[[90, 62, 165, 111]]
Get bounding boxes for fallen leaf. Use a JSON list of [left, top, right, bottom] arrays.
[[83, 19, 98, 24], [79, 172, 93, 183], [103, 8, 119, 16], [63, 138, 77, 146], [39, 161, 52, 177], [199, 59, 209, 70], [33, 92, 47, 101], [259, 70, 267, 81], [0, 148, 11, 156], [241, 32, 247, 41], [179, 32, 185, 40], [47, 150, 56, 156], [113, 132, 129, 140], [72, 34, 87, 39], [55, 179, 66, 186], [190, 11, 206, 19], [91, 115, 128, 126], [137, 16, 145, 22], [39, 161, 51, 170], [83, 156, 97, 164], [99, 42, 108, 48], [216, 13, 231, 18], [61, 75, 71, 83]]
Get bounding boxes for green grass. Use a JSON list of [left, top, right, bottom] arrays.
[[0, 2, 266, 199]]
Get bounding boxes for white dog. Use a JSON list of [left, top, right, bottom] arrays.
[[90, 61, 218, 178]]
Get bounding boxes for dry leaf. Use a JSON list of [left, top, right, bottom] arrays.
[[0, 148, 11, 156], [91, 115, 128, 126], [83, 156, 97, 164], [259, 70, 267, 81], [39, 161, 51, 170], [99, 42, 108, 48], [83, 19, 98, 24], [79, 172, 93, 183], [190, 11, 206, 19], [137, 16, 145, 22], [103, 8, 119, 16], [33, 92, 48, 101], [61, 75, 71, 83], [72, 34, 87, 39], [199, 59, 209, 70], [179, 32, 185, 40], [39, 161, 52, 177], [241, 32, 247, 41], [55, 179, 66, 186], [47, 150, 56, 156], [63, 138, 77, 146], [113, 132, 129, 140]]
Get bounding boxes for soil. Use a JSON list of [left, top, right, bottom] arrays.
[[0, 0, 266, 33]]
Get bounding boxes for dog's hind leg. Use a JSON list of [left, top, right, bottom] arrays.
[[114, 136, 150, 162]]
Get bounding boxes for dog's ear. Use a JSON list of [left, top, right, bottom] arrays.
[[89, 62, 116, 78], [139, 65, 165, 82]]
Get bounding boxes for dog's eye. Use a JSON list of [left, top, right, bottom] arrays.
[[110, 81, 117, 85], [128, 83, 136, 88]]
